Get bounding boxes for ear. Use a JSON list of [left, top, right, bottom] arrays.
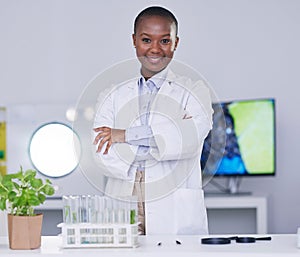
[[174, 36, 179, 51], [132, 34, 136, 48]]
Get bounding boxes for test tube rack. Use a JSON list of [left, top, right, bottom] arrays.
[[58, 222, 139, 248]]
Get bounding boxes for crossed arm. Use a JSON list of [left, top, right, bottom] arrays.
[[93, 113, 192, 155]]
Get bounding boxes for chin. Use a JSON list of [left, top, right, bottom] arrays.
[[141, 60, 170, 75]]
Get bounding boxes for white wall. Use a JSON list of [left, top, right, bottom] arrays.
[[1, 0, 300, 234]]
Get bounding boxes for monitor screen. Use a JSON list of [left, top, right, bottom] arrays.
[[201, 98, 276, 177]]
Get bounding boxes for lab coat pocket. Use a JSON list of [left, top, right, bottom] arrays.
[[174, 188, 208, 235]]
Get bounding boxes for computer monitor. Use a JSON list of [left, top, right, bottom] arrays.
[[201, 98, 276, 193]]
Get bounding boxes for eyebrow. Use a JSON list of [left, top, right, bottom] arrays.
[[139, 33, 171, 37]]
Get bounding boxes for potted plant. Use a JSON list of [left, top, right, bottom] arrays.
[[0, 166, 55, 249]]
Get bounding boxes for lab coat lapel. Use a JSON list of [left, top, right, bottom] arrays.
[[149, 70, 177, 123], [116, 79, 141, 128]]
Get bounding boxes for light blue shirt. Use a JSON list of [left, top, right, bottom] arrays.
[[125, 69, 167, 170]]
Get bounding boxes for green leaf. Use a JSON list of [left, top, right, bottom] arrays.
[[15, 194, 26, 207], [41, 184, 55, 196], [0, 186, 8, 194], [24, 169, 36, 182], [28, 189, 37, 196], [7, 191, 17, 202], [28, 195, 40, 206], [31, 178, 42, 189], [4, 172, 22, 181], [0, 198, 7, 210], [45, 179, 52, 185], [38, 193, 46, 204], [2, 180, 14, 191]]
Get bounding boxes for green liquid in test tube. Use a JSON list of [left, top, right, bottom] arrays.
[[130, 209, 136, 224]]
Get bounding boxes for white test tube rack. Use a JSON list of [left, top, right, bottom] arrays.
[[57, 222, 139, 248]]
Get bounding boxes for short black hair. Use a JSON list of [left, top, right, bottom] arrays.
[[134, 6, 178, 35]]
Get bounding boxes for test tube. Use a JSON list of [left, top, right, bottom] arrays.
[[62, 195, 71, 224], [89, 195, 98, 244], [79, 195, 91, 244], [62, 195, 73, 244], [96, 195, 104, 224], [96, 195, 105, 244], [112, 197, 119, 224], [128, 195, 138, 245], [103, 196, 112, 224], [117, 199, 126, 224], [62, 195, 79, 245], [70, 195, 80, 224], [129, 195, 138, 224], [79, 195, 88, 223], [103, 196, 113, 243]]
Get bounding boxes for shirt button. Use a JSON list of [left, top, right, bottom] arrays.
[[135, 135, 138, 139]]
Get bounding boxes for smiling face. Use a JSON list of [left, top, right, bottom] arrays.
[[132, 15, 179, 79]]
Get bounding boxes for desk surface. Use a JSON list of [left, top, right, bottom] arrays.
[[0, 234, 299, 256]]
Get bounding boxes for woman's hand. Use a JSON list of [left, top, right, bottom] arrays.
[[93, 127, 125, 154]]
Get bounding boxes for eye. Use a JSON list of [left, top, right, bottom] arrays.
[[142, 38, 151, 43], [161, 38, 171, 44]]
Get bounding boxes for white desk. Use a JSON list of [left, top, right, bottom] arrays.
[[0, 234, 299, 256], [205, 195, 267, 234]]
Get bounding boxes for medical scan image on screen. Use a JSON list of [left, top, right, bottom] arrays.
[[201, 98, 276, 177]]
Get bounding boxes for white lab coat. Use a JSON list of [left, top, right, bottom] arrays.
[[94, 69, 213, 235]]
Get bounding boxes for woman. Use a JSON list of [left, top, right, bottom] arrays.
[[93, 6, 213, 235]]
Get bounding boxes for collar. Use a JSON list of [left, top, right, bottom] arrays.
[[139, 68, 169, 90]]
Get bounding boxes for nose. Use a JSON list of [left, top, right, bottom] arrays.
[[150, 40, 161, 53]]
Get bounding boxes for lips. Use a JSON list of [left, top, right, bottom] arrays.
[[146, 56, 163, 64], [138, 55, 171, 76]]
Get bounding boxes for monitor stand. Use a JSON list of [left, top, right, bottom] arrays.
[[204, 176, 252, 196], [227, 176, 251, 195]]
